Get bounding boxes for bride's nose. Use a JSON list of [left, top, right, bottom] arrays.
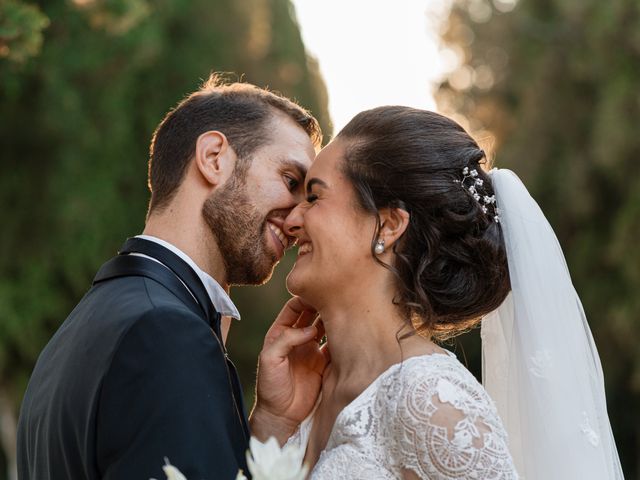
[[283, 204, 304, 237]]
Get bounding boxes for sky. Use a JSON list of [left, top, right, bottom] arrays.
[[290, 0, 455, 134]]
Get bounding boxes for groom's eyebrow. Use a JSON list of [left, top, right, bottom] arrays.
[[279, 158, 308, 179], [306, 178, 328, 193]]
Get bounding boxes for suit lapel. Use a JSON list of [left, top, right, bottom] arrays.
[[94, 254, 203, 321], [94, 237, 250, 442], [118, 238, 219, 332]]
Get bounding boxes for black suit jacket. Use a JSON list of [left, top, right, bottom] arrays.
[[17, 238, 250, 480]]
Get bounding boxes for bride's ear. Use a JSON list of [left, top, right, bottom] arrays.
[[378, 207, 410, 249]]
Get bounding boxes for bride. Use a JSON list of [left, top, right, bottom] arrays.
[[251, 106, 624, 479]]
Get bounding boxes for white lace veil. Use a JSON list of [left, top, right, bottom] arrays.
[[481, 169, 624, 479]]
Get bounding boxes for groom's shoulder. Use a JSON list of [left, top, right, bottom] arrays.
[[92, 274, 205, 328], [54, 274, 208, 362], [81, 271, 196, 321], [20, 274, 209, 410]]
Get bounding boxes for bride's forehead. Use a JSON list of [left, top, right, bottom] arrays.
[[307, 140, 346, 178]]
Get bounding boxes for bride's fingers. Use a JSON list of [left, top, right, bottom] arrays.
[[313, 318, 325, 343], [263, 302, 305, 345], [271, 297, 312, 328], [293, 309, 318, 330], [262, 324, 319, 362]]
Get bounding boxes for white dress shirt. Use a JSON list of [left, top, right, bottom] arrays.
[[134, 234, 241, 321]]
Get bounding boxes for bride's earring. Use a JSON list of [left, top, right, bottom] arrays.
[[374, 239, 385, 255]]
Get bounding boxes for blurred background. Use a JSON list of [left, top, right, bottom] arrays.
[[1, 0, 638, 479]]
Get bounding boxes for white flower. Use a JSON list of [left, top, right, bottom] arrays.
[[462, 167, 469, 175], [475, 178, 484, 186], [157, 458, 187, 480], [470, 169, 478, 177], [236, 470, 249, 480], [157, 436, 307, 480], [247, 436, 308, 480]]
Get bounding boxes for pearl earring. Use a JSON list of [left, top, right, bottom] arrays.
[[374, 239, 385, 255]]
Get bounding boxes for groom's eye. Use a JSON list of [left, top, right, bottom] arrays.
[[284, 174, 300, 191], [306, 193, 318, 203]]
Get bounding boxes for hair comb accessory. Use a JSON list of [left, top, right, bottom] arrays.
[[454, 167, 500, 222]]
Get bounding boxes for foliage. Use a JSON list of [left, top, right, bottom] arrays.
[[437, 0, 640, 476], [0, 0, 330, 477], [0, 0, 49, 64]]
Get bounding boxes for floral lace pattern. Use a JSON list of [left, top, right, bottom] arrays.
[[286, 352, 518, 479]]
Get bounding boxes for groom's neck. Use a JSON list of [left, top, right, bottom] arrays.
[[143, 210, 229, 291]]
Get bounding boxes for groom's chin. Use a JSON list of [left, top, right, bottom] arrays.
[[229, 255, 277, 286]]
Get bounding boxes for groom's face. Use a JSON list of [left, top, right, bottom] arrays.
[[202, 113, 315, 285]]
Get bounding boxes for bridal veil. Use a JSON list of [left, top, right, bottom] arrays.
[[481, 169, 624, 479]]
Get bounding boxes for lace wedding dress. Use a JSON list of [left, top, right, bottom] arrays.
[[286, 351, 518, 479]]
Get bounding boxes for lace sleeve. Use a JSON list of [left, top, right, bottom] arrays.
[[388, 364, 518, 480]]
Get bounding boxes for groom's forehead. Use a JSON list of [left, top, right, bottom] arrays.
[[265, 135, 315, 167], [267, 116, 316, 162]]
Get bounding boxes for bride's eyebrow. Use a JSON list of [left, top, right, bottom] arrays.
[[305, 178, 328, 194]]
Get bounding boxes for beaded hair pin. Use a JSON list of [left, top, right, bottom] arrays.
[[454, 167, 501, 223]]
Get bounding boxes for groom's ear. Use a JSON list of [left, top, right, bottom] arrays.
[[378, 207, 410, 248], [194, 130, 237, 187]]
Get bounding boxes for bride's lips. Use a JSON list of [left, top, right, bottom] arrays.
[[267, 221, 289, 259], [297, 241, 313, 257]]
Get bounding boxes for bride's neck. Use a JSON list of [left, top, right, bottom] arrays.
[[310, 272, 444, 403], [317, 288, 415, 392]]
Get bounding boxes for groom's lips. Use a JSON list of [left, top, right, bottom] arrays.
[[267, 221, 289, 259]]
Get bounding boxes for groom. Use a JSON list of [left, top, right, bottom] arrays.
[[17, 76, 324, 479]]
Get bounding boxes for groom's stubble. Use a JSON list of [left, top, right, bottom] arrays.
[[202, 170, 278, 286]]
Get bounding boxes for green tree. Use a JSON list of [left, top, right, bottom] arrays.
[[0, 1, 330, 478], [437, 0, 640, 476], [0, 0, 49, 64]]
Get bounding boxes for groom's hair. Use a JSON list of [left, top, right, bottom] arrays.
[[147, 73, 322, 213]]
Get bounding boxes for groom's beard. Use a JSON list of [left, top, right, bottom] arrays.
[[202, 177, 278, 286]]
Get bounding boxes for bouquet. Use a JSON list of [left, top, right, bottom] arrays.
[[158, 436, 308, 480]]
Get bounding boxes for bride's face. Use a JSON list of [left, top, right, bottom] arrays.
[[284, 140, 378, 307]]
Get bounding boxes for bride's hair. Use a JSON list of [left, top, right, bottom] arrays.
[[337, 106, 510, 340]]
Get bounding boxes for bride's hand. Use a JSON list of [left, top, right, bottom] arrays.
[[249, 297, 329, 444]]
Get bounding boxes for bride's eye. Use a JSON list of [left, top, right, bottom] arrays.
[[306, 193, 318, 203]]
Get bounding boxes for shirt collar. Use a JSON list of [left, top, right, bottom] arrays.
[[135, 235, 241, 320]]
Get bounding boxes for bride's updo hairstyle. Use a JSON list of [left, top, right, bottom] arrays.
[[337, 106, 510, 339]]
